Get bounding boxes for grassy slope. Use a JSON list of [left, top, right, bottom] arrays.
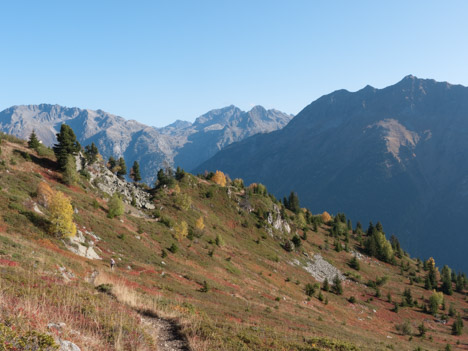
[[0, 137, 467, 351]]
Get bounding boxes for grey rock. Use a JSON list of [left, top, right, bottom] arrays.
[[302, 254, 346, 283], [58, 339, 81, 351]]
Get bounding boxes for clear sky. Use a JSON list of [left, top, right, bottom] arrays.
[[1, 1, 467, 127]]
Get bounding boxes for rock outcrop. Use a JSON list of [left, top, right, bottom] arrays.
[[78, 155, 155, 210]]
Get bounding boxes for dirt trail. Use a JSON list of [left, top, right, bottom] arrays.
[[139, 309, 191, 351]]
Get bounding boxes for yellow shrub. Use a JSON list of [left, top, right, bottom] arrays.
[[212, 170, 226, 187], [195, 216, 205, 231], [174, 221, 188, 240], [321, 211, 332, 223], [49, 191, 76, 238]]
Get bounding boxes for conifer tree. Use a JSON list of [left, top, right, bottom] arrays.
[[117, 157, 127, 179], [28, 130, 40, 150], [286, 191, 300, 213], [452, 314, 464, 335], [62, 154, 78, 185], [456, 273, 465, 293], [355, 221, 362, 232], [130, 160, 142, 182], [175, 166, 185, 180], [322, 278, 330, 292], [53, 124, 81, 170], [441, 265, 453, 295], [108, 156, 117, 171], [425, 257, 437, 289], [332, 275, 343, 295], [348, 255, 360, 270], [375, 221, 383, 233], [84, 142, 99, 164]]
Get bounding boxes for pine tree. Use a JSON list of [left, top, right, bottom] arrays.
[[332, 275, 343, 295], [452, 314, 464, 335], [53, 124, 81, 170], [49, 191, 76, 238], [28, 130, 40, 150], [355, 221, 362, 232], [403, 288, 414, 307], [348, 256, 360, 270], [441, 265, 453, 295], [425, 257, 437, 289], [375, 221, 383, 233], [286, 191, 300, 213], [116, 157, 127, 179], [175, 166, 185, 180], [456, 273, 465, 293], [84, 142, 99, 164], [130, 160, 142, 182], [62, 154, 78, 185], [156, 168, 175, 188], [108, 156, 117, 171], [322, 278, 330, 292]]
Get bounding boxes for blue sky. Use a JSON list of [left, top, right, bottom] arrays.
[[1, 1, 467, 127]]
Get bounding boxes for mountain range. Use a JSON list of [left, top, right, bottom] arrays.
[[196, 75, 468, 272], [0, 104, 292, 184]]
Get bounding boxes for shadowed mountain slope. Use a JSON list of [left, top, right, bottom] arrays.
[[196, 76, 468, 271]]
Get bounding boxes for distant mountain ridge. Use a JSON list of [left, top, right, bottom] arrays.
[[0, 104, 292, 183], [157, 105, 292, 170], [196, 75, 468, 271]]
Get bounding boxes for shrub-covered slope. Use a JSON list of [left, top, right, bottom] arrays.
[[0, 134, 466, 351]]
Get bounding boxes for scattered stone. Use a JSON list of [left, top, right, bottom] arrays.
[[58, 266, 75, 282], [63, 230, 102, 260], [32, 203, 44, 215], [58, 339, 81, 351], [302, 254, 346, 283]]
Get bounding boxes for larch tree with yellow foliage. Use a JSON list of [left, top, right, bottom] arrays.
[[174, 221, 188, 241], [195, 216, 205, 231], [211, 170, 227, 187], [48, 191, 76, 238], [321, 211, 332, 223]]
